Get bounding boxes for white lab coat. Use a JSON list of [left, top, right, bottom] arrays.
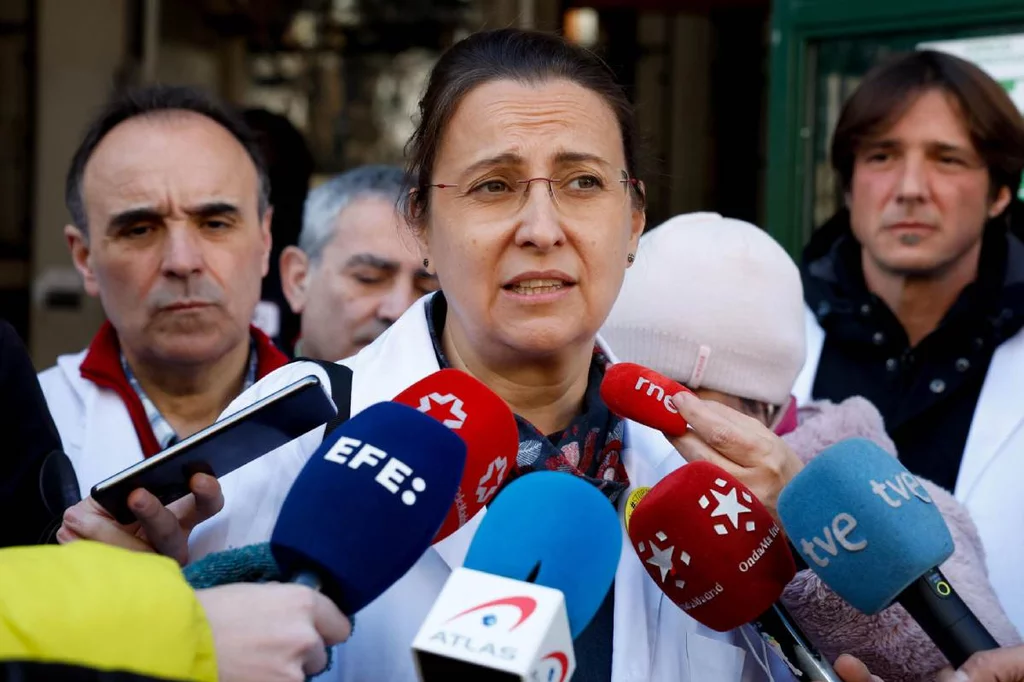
[[191, 294, 794, 682], [794, 307, 1024, 632], [37, 350, 149, 498]]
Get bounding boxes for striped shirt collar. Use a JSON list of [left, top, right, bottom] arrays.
[[119, 341, 258, 450]]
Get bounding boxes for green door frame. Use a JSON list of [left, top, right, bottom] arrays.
[[766, 0, 1024, 259]]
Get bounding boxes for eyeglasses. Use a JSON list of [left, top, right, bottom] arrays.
[[427, 170, 642, 222]]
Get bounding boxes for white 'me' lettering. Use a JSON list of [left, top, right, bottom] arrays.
[[634, 377, 680, 415]]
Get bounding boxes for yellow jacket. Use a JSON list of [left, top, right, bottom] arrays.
[[0, 541, 217, 681]]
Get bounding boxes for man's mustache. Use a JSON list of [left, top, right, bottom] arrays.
[[148, 277, 224, 311], [881, 211, 939, 228]]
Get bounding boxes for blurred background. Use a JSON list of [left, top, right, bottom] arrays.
[[3, 0, 1024, 368]]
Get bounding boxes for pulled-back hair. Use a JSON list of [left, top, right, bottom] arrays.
[[403, 28, 644, 223]]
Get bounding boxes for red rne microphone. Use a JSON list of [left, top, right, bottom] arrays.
[[600, 362, 692, 437], [394, 369, 520, 543], [629, 462, 842, 682]]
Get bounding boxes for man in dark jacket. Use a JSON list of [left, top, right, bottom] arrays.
[[0, 319, 66, 546], [795, 49, 1024, 629], [798, 49, 1024, 492]]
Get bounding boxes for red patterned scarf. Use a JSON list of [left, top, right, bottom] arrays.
[[426, 293, 630, 504]]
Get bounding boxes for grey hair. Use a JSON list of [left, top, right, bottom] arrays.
[[299, 164, 409, 262]]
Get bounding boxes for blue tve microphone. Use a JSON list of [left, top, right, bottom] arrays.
[[778, 438, 999, 668], [271, 401, 467, 615], [412, 472, 622, 681]]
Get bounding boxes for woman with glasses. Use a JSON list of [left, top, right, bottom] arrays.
[[61, 28, 883, 682]]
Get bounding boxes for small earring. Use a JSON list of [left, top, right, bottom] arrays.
[[423, 258, 429, 268], [627, 253, 635, 264]]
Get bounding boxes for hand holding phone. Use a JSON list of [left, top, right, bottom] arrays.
[[91, 375, 336, 524], [58, 473, 223, 566]]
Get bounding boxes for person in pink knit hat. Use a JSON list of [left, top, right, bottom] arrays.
[[601, 211, 1021, 682]]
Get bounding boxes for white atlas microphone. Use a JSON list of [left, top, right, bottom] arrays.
[[411, 472, 622, 681], [413, 567, 575, 680]]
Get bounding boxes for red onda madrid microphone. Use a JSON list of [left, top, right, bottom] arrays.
[[628, 461, 795, 630], [628, 462, 842, 682]]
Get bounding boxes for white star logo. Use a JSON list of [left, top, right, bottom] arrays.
[[699, 479, 752, 535], [646, 541, 675, 583], [643, 531, 690, 585], [417, 392, 467, 429], [475, 457, 509, 504]]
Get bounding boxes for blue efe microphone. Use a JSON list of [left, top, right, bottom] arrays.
[[778, 438, 998, 667], [464, 471, 622, 638], [271, 401, 467, 615]]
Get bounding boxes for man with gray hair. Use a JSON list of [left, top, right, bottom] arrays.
[[279, 165, 438, 361]]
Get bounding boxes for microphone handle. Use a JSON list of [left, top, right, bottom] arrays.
[[751, 601, 843, 682], [292, 570, 323, 591], [288, 568, 357, 637], [896, 567, 999, 668]]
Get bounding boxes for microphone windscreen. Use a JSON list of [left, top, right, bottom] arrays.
[[599, 363, 691, 437], [463, 471, 621, 638], [393, 369, 519, 543], [627, 461, 796, 632], [778, 438, 954, 614], [271, 401, 467, 614]]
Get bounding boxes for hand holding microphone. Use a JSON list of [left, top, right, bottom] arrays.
[[668, 391, 803, 518], [196, 582, 352, 682], [833, 655, 885, 682], [602, 363, 803, 518], [938, 645, 1024, 682]]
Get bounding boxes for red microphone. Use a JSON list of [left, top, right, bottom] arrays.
[[394, 369, 520, 543], [629, 462, 841, 681], [628, 461, 794, 630], [600, 363, 692, 437]]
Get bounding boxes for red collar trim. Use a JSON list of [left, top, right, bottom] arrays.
[[80, 322, 289, 458], [252, 325, 290, 377]]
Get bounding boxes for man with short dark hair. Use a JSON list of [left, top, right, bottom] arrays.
[[38, 85, 289, 548], [794, 49, 1024, 630]]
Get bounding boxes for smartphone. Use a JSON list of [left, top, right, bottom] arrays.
[[92, 374, 336, 524]]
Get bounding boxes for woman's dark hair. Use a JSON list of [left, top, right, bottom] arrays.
[[831, 49, 1024, 198], [403, 28, 644, 222]]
